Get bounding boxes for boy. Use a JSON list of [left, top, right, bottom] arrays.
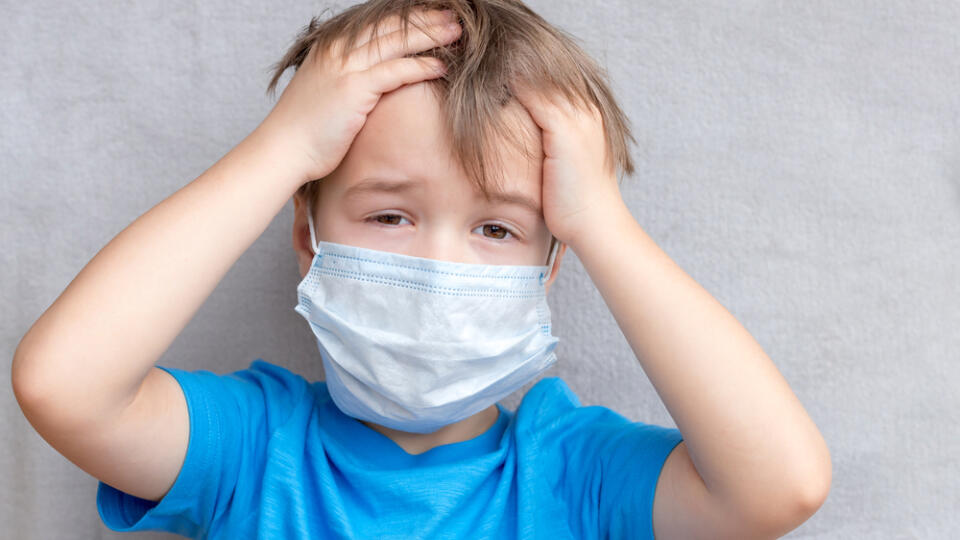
[[12, 1, 831, 538]]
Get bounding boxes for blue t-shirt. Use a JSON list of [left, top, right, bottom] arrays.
[[97, 359, 683, 539]]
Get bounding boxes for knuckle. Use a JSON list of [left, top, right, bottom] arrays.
[[383, 60, 407, 79]]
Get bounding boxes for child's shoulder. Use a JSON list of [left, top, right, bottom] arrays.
[[513, 375, 593, 438], [232, 358, 313, 395], [519, 376, 582, 412], [241, 359, 333, 405], [239, 358, 301, 377], [159, 359, 318, 424], [515, 375, 679, 445]]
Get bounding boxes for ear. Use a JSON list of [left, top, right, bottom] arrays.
[[291, 195, 315, 278], [543, 242, 567, 294]]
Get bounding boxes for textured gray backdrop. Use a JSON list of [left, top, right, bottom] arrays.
[[3, 1, 958, 538]]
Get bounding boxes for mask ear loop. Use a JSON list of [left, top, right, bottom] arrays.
[[306, 199, 320, 256], [541, 236, 561, 284]]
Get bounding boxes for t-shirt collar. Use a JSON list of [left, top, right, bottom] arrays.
[[318, 395, 513, 468]]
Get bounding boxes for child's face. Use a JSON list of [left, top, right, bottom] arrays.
[[293, 81, 565, 290]]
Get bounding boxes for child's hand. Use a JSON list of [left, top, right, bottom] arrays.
[[511, 84, 628, 250], [257, 8, 461, 185]]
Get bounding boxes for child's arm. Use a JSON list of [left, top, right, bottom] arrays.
[[11, 8, 460, 503], [513, 85, 831, 539]]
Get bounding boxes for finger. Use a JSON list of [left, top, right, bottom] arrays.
[[511, 82, 560, 132], [362, 55, 448, 95], [348, 19, 461, 70], [327, 8, 453, 62], [353, 8, 457, 49]]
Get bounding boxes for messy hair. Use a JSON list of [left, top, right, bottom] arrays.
[[266, 0, 636, 209]]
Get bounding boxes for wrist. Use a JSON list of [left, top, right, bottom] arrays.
[[241, 121, 313, 192], [561, 194, 636, 253]]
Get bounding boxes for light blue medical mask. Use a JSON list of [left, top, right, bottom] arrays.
[[294, 203, 561, 433]]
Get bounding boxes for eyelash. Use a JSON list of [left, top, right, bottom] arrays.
[[365, 213, 517, 241]]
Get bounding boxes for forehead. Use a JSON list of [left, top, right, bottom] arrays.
[[337, 82, 543, 196]]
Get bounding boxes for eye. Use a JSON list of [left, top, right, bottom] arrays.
[[473, 223, 515, 240], [367, 213, 411, 226]]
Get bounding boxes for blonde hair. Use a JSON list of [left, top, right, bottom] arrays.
[[266, 0, 636, 210]]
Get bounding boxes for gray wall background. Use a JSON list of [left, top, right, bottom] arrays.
[[3, 1, 958, 538]]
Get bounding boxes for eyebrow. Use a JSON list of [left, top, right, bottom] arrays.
[[345, 177, 542, 216], [343, 178, 422, 198], [484, 189, 541, 216]]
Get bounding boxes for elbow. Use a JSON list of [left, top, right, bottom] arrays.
[[11, 345, 55, 420], [781, 426, 833, 522], [12, 347, 104, 443], [738, 478, 831, 540], [735, 442, 832, 539], [13, 328, 84, 416], [763, 472, 831, 540], [11, 327, 50, 406], [12, 348, 49, 437], [796, 432, 833, 517], [762, 447, 833, 538], [12, 344, 40, 409], [793, 458, 832, 520], [12, 343, 79, 425]]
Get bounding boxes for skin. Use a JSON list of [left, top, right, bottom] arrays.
[[292, 73, 834, 537], [13, 5, 831, 538], [510, 82, 833, 537], [290, 81, 567, 455], [11, 7, 475, 507]]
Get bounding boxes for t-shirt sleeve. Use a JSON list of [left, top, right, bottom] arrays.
[[96, 360, 306, 537], [585, 414, 684, 540], [528, 378, 684, 540]]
